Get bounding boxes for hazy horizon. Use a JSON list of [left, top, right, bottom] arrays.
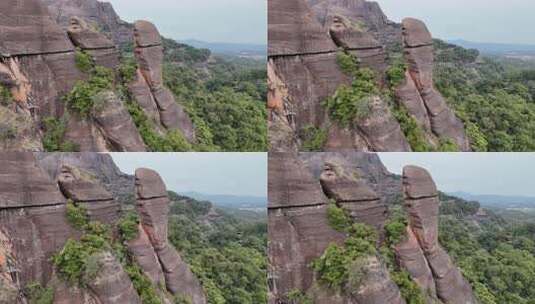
[[110, 153, 267, 197], [377, 0, 535, 45], [379, 153, 535, 197], [105, 0, 266, 45]]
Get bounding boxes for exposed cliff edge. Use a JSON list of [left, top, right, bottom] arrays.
[[268, 0, 470, 152], [0, 0, 196, 152], [268, 152, 478, 304], [0, 153, 206, 304]]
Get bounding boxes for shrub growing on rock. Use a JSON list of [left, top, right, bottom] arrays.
[[118, 212, 140, 241]]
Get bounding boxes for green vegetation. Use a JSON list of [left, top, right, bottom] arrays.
[[124, 99, 193, 151], [312, 222, 377, 289], [299, 125, 328, 152], [326, 201, 352, 232], [119, 57, 138, 83], [118, 212, 140, 241], [162, 45, 267, 151], [42, 117, 79, 152], [124, 264, 163, 304], [52, 221, 111, 285], [286, 289, 313, 304], [324, 52, 378, 126], [167, 193, 267, 304], [391, 105, 432, 152], [386, 60, 407, 88], [66, 200, 89, 229], [437, 138, 459, 152], [75, 50, 94, 73], [25, 282, 54, 304], [64, 66, 114, 117], [0, 84, 12, 105], [380, 207, 426, 304], [432, 39, 535, 151]]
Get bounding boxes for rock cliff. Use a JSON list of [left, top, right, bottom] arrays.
[[0, 153, 206, 304], [268, 152, 478, 304], [0, 0, 196, 151], [268, 0, 470, 152]]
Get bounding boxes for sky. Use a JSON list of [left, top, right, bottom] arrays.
[[379, 153, 535, 197], [105, 0, 266, 44], [110, 153, 267, 197], [377, 0, 535, 45]]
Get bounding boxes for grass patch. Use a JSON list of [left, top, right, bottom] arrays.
[[25, 282, 54, 304]]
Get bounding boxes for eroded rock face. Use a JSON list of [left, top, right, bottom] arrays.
[[127, 224, 165, 286], [268, 153, 345, 301], [92, 91, 147, 152], [268, 0, 410, 152], [87, 252, 142, 304], [42, 0, 133, 45], [0, 153, 77, 287], [398, 19, 470, 151], [57, 164, 120, 226], [306, 0, 402, 48], [135, 168, 206, 304], [320, 162, 387, 231], [131, 21, 196, 142], [67, 17, 120, 69], [0, 230, 19, 304], [401, 166, 477, 304]]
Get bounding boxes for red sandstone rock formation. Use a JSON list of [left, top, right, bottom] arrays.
[[0, 154, 207, 304], [396, 19, 470, 151], [399, 165, 477, 304], [268, 0, 410, 152], [135, 168, 206, 304], [130, 21, 196, 141]]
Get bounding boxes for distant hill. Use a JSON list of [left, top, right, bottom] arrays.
[[180, 191, 267, 210], [179, 39, 266, 58], [448, 39, 535, 57], [448, 191, 535, 208]]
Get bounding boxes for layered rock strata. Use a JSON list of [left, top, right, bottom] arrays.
[[268, 153, 345, 301], [67, 17, 120, 69], [42, 0, 133, 45], [268, 153, 404, 304], [396, 19, 469, 151], [268, 0, 410, 151], [130, 21, 196, 141], [135, 168, 206, 304], [319, 162, 387, 231], [57, 164, 120, 226], [0, 153, 207, 303], [398, 166, 477, 303]]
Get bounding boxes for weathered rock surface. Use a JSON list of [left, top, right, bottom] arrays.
[[131, 21, 196, 141], [86, 251, 142, 304], [269, 153, 404, 303], [398, 19, 470, 151], [320, 162, 387, 231], [0, 153, 77, 288], [135, 168, 206, 304], [268, 153, 345, 301], [0, 153, 206, 303], [401, 166, 477, 304], [306, 0, 402, 49], [42, 0, 134, 45], [57, 164, 120, 226], [268, 0, 410, 152], [67, 17, 120, 69], [92, 91, 147, 152]]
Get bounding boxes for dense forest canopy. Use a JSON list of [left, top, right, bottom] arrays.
[[167, 192, 267, 304], [432, 40, 535, 152]]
